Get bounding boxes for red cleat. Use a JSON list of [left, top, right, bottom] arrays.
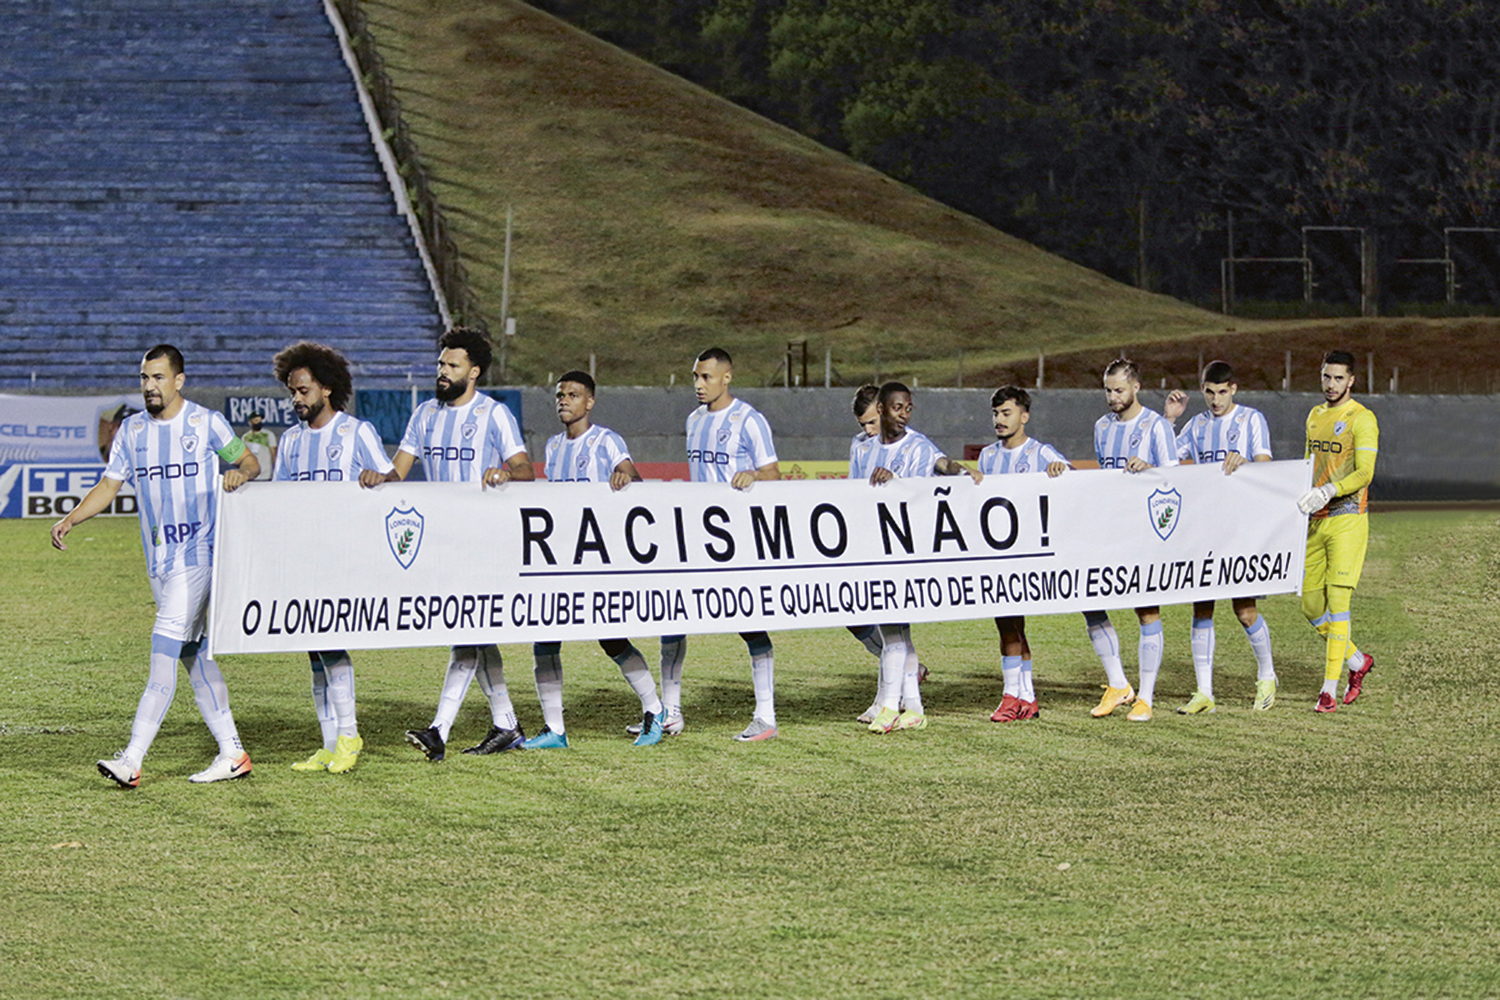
[[1014, 698, 1039, 720], [990, 694, 1022, 722], [1343, 653, 1374, 705], [917, 662, 930, 684], [1315, 691, 1338, 713]]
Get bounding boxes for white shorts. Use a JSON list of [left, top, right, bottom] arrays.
[[148, 564, 214, 643]]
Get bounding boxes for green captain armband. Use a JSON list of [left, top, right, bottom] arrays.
[[217, 437, 248, 463]]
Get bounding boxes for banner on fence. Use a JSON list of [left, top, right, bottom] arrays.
[[1, 464, 137, 519], [210, 460, 1312, 654]]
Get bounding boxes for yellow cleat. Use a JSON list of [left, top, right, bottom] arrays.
[[1126, 698, 1153, 722], [867, 707, 900, 733], [327, 734, 363, 774], [1091, 684, 1135, 717], [290, 747, 334, 772], [894, 709, 928, 731]]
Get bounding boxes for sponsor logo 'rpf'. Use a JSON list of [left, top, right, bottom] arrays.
[[1148, 487, 1182, 541], [386, 506, 424, 569]]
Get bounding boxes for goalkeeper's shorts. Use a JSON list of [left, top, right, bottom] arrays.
[[1305, 512, 1368, 591]]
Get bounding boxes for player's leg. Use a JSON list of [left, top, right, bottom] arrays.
[[1181, 600, 1218, 715], [991, 616, 1026, 722], [848, 624, 886, 723], [1129, 607, 1163, 721], [599, 637, 666, 745], [183, 639, 253, 783], [523, 641, 569, 749], [320, 650, 362, 772], [896, 625, 926, 729], [735, 631, 777, 741], [407, 645, 479, 761], [99, 624, 181, 786], [1084, 610, 1133, 716], [1326, 515, 1373, 705], [659, 634, 687, 725], [466, 644, 525, 754], [1302, 523, 1338, 711], [1317, 585, 1353, 712], [869, 622, 906, 732], [291, 651, 337, 771], [1235, 599, 1278, 710], [1017, 627, 1038, 718]]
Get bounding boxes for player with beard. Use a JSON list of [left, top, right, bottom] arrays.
[[1087, 359, 1178, 722], [52, 344, 258, 787], [977, 386, 1070, 722], [272, 341, 395, 773], [862, 381, 977, 734], [373, 327, 536, 761]]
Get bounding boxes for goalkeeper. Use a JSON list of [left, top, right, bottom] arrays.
[[1296, 350, 1378, 713]]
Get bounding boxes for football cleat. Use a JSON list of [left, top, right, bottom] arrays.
[[857, 703, 881, 725], [633, 712, 664, 747], [917, 662, 930, 683], [290, 747, 334, 772], [1126, 698, 1153, 722], [327, 735, 363, 774], [1315, 691, 1338, 713], [521, 727, 569, 750], [188, 750, 253, 784], [1014, 698, 1039, 720], [1177, 691, 1217, 715], [405, 726, 446, 762], [1343, 653, 1374, 705], [463, 724, 526, 755], [991, 694, 1023, 722], [627, 711, 684, 737], [867, 707, 900, 734], [1253, 677, 1278, 711], [1091, 684, 1135, 718], [733, 719, 778, 742], [895, 709, 928, 731], [97, 753, 141, 789]]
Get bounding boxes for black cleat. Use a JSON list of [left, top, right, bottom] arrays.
[[462, 724, 526, 755], [405, 726, 446, 762]]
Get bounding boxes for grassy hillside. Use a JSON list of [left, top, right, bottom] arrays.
[[359, 0, 1253, 386]]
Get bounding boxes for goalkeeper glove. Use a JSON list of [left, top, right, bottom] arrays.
[[1297, 482, 1339, 515]]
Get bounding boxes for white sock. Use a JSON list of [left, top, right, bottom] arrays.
[[1244, 616, 1276, 681], [1137, 621, 1164, 705], [747, 636, 775, 726], [660, 635, 686, 716], [901, 634, 923, 714], [1321, 677, 1338, 696], [1191, 618, 1216, 699], [1001, 655, 1022, 698], [1345, 648, 1365, 670], [432, 646, 479, 741], [532, 645, 565, 734], [185, 646, 242, 755], [323, 652, 358, 740], [124, 634, 181, 764], [1020, 658, 1035, 702], [611, 643, 662, 716], [1084, 612, 1128, 689], [308, 655, 337, 750], [878, 628, 906, 711], [474, 644, 518, 730]]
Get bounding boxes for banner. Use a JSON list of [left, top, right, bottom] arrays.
[[0, 393, 136, 465], [1, 464, 137, 519], [210, 460, 1312, 654]]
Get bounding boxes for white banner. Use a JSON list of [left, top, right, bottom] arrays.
[[210, 460, 1312, 654], [0, 393, 136, 465]]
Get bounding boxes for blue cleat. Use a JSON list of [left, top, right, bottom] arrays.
[[633, 711, 664, 747], [522, 727, 569, 750]]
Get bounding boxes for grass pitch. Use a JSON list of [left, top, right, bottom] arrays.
[[3, 511, 1498, 998]]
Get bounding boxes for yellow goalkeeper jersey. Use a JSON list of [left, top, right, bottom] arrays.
[[1304, 398, 1378, 518]]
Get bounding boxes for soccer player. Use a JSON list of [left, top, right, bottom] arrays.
[[374, 327, 536, 761], [50, 344, 258, 787], [525, 370, 668, 749], [1163, 361, 1280, 713], [977, 386, 1070, 722], [272, 341, 395, 774], [671, 347, 781, 741], [1088, 358, 1178, 722], [1296, 350, 1378, 713], [861, 381, 976, 734]]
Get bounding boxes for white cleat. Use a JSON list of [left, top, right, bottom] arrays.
[[188, 750, 253, 784]]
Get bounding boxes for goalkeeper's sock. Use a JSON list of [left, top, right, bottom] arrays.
[[1190, 617, 1216, 700], [1346, 646, 1366, 670], [1321, 678, 1338, 697], [1137, 619, 1164, 705], [1084, 612, 1128, 689], [1324, 587, 1353, 684], [1244, 615, 1276, 681]]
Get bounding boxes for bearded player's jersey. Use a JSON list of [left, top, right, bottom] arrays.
[[1175, 404, 1272, 465], [103, 400, 245, 578], [544, 425, 631, 483], [858, 428, 943, 480], [398, 392, 525, 483], [275, 411, 393, 482], [1094, 408, 1178, 470], [685, 398, 777, 483], [1305, 398, 1378, 518], [978, 437, 1068, 476]]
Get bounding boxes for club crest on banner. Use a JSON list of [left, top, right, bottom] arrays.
[[386, 506, 424, 569], [1148, 487, 1182, 540]]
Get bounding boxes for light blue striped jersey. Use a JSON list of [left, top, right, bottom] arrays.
[[544, 425, 631, 482], [274, 411, 394, 482], [847, 431, 875, 479], [978, 437, 1068, 476], [862, 428, 943, 479], [397, 392, 526, 483], [1093, 407, 1178, 470], [685, 397, 777, 483], [1175, 404, 1272, 464], [102, 400, 243, 578]]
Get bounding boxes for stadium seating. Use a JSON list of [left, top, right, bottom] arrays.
[[0, 0, 443, 389]]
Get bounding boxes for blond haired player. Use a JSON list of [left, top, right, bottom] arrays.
[[1297, 350, 1378, 713]]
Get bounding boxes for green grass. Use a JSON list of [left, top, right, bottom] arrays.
[[4, 512, 1498, 998]]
